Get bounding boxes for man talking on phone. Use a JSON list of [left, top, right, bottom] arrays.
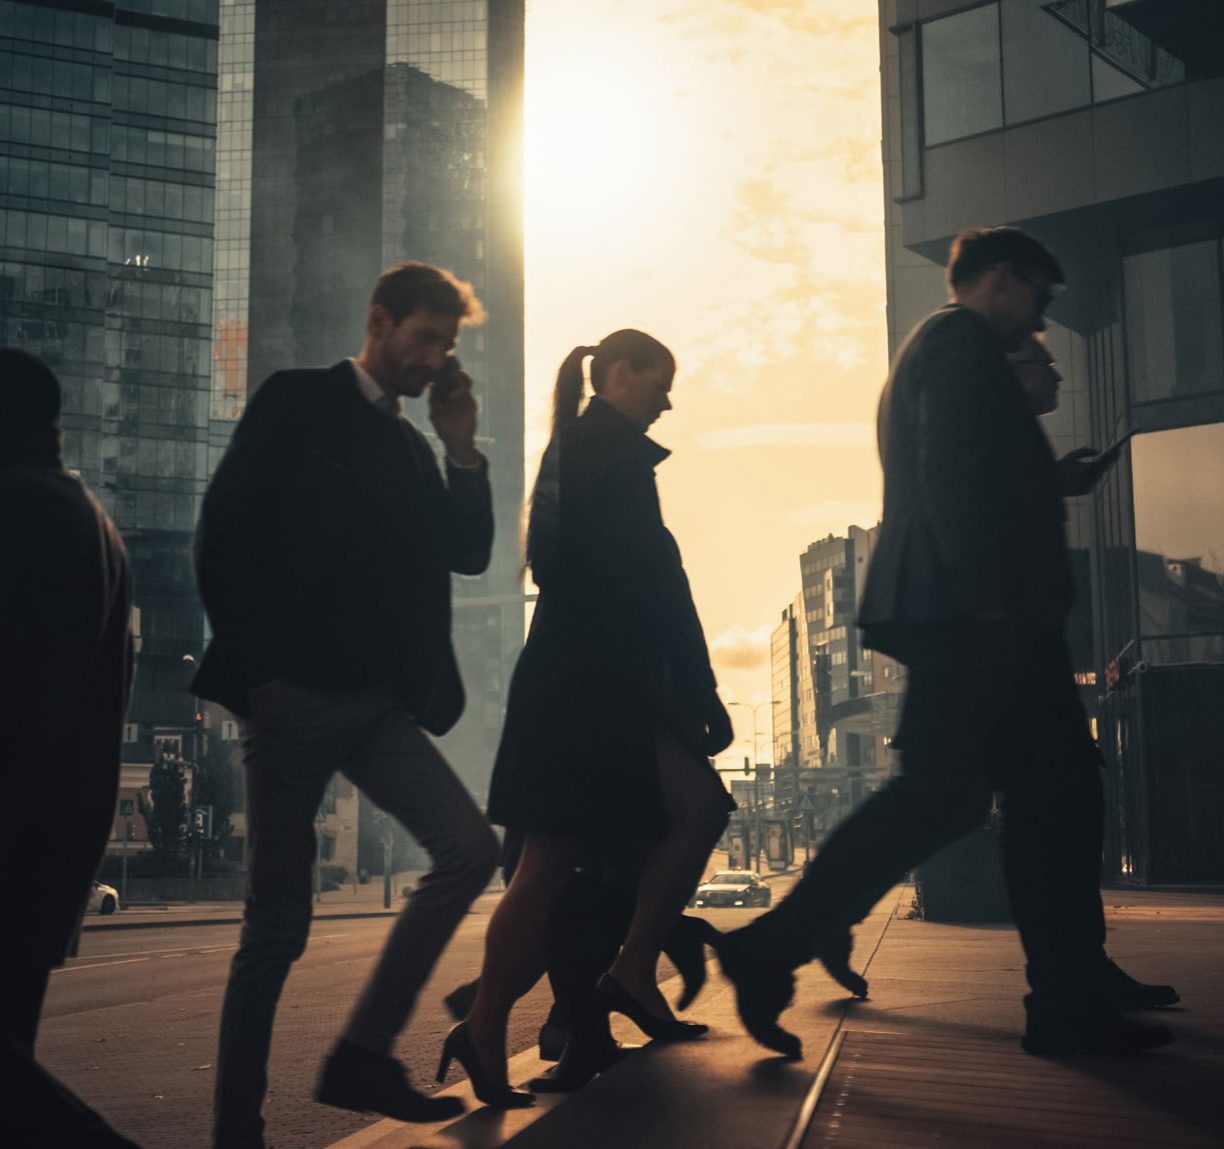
[[194, 263, 499, 1148]]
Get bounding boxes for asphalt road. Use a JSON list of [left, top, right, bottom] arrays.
[[39, 875, 794, 1149]]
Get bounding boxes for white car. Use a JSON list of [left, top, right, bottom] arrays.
[[89, 881, 120, 915]]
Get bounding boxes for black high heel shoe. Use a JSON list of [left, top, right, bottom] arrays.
[[436, 1023, 535, 1109], [596, 973, 709, 1041]]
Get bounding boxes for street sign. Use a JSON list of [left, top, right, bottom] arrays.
[[119, 798, 135, 816], [192, 804, 213, 840]]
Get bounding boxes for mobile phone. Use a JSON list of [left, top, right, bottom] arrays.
[[431, 356, 463, 400], [1098, 429, 1135, 465]]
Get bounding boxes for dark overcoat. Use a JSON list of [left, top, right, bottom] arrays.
[[487, 397, 723, 840], [191, 362, 493, 734], [858, 305, 1072, 659], [0, 460, 132, 967]]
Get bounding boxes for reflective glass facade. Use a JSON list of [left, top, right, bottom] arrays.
[[0, 0, 218, 754], [921, 0, 1213, 148]]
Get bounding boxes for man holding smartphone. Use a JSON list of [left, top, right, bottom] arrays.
[[194, 262, 499, 1148], [717, 228, 1175, 1061]]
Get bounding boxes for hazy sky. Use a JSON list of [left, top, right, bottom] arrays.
[[523, 0, 888, 761]]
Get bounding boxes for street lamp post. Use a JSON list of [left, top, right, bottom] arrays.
[[727, 701, 782, 873]]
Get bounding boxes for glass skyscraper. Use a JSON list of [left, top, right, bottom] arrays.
[[0, 0, 219, 753]]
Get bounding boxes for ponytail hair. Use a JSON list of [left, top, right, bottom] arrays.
[[550, 345, 595, 435], [549, 330, 674, 437]]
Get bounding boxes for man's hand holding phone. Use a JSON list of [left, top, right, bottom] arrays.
[[428, 357, 480, 466], [1057, 430, 1133, 496]]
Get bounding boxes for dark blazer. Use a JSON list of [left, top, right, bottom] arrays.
[[192, 361, 493, 734], [487, 397, 724, 839], [0, 462, 133, 966], [858, 305, 1072, 659]]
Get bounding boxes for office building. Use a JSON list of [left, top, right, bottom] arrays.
[[878, 0, 1224, 881], [0, 0, 220, 757]]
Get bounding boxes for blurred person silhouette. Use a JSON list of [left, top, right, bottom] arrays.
[[440, 331, 735, 1107], [193, 263, 500, 1148], [0, 348, 140, 1147], [715, 228, 1176, 1060]]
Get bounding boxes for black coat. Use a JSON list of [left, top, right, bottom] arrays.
[[487, 398, 723, 840], [192, 362, 493, 734], [858, 305, 1072, 659], [0, 461, 132, 967]]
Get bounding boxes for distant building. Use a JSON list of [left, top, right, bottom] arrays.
[[878, 0, 1224, 881], [0, 0, 220, 761], [209, 0, 526, 806]]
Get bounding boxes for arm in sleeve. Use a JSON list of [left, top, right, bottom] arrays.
[[914, 316, 1013, 618], [440, 453, 494, 575], [194, 373, 297, 683]]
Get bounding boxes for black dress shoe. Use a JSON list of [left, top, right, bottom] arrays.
[[814, 928, 868, 1000], [528, 1038, 621, 1093], [1101, 959, 1180, 1010], [1021, 995, 1175, 1056], [436, 1023, 535, 1109], [537, 1019, 569, 1062], [316, 1039, 466, 1122], [665, 915, 720, 1011], [596, 974, 709, 1041], [714, 929, 802, 1059]]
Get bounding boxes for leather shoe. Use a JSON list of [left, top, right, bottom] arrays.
[[815, 928, 868, 999], [714, 929, 802, 1059], [1021, 995, 1174, 1056], [665, 914, 720, 1010], [528, 1038, 621, 1092], [1101, 959, 1179, 1010], [316, 1039, 465, 1122], [442, 980, 478, 1022]]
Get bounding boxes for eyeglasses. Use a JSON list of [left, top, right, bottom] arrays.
[[1011, 357, 1057, 368], [1014, 270, 1058, 311]]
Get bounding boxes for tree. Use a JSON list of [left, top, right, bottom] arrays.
[[141, 751, 188, 873], [194, 733, 240, 869]]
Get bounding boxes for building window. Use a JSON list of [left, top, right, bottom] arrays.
[[1132, 423, 1224, 662], [1124, 241, 1224, 404], [1001, 0, 1090, 125], [921, 3, 1002, 146]]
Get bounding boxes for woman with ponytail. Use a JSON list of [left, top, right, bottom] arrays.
[[438, 331, 736, 1106]]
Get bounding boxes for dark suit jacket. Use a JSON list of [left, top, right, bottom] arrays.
[[858, 305, 1072, 659], [0, 461, 133, 966], [192, 361, 493, 734]]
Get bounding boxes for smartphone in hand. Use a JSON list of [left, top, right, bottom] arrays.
[[1098, 429, 1135, 466], [430, 356, 464, 402]]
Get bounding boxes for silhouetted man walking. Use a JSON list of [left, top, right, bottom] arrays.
[[194, 263, 500, 1148], [1, 349, 139, 1147], [717, 228, 1174, 1059]]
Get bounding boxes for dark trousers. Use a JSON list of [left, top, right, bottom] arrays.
[[213, 682, 499, 1149], [752, 625, 1107, 1001]]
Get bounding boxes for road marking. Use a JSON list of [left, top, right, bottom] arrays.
[[52, 957, 151, 974], [68, 932, 349, 965]]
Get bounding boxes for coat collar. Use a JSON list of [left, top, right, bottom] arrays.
[[581, 396, 671, 467]]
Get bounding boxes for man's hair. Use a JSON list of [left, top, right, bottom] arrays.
[[946, 227, 1065, 292], [370, 262, 485, 326]]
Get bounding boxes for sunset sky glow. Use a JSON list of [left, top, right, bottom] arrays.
[[523, 1, 888, 760]]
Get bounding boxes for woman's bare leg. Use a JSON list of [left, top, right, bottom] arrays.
[[607, 731, 729, 1018], [464, 833, 585, 1084]]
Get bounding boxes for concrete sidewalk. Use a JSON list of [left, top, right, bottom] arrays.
[[324, 886, 1224, 1149]]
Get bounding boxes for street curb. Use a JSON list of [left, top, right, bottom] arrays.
[[82, 909, 401, 932]]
